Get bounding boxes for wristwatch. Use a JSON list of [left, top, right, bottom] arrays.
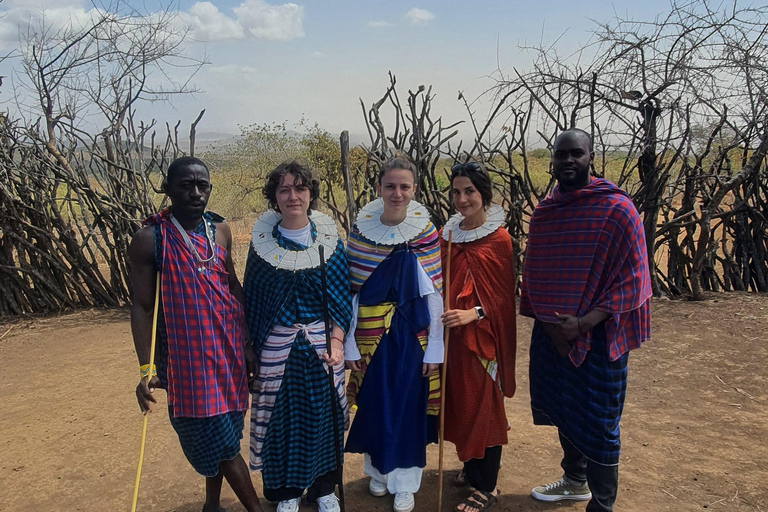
[[474, 306, 485, 320]]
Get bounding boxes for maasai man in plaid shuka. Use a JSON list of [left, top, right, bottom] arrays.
[[243, 161, 351, 512], [130, 157, 263, 512], [521, 129, 651, 512], [343, 155, 444, 512]]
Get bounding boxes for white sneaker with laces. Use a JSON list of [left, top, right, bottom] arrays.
[[369, 478, 388, 497], [316, 493, 340, 512], [393, 492, 415, 512], [276, 497, 300, 512]]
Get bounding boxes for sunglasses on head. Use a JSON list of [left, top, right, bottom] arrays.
[[451, 162, 483, 174]]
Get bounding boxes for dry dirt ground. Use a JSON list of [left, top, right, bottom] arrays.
[[1, 293, 766, 512]]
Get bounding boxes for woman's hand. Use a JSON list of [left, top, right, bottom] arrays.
[[345, 359, 362, 372], [422, 363, 439, 377], [323, 339, 344, 366], [441, 309, 478, 328]]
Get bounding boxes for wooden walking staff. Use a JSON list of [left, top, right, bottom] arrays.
[[437, 230, 452, 512], [130, 274, 161, 512], [319, 245, 346, 512]]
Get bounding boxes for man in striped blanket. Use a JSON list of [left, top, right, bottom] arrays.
[[130, 156, 263, 512], [521, 129, 652, 512]]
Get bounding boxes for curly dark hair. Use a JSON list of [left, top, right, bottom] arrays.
[[450, 161, 493, 207], [262, 159, 320, 214]]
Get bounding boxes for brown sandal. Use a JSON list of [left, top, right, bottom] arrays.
[[455, 489, 498, 512]]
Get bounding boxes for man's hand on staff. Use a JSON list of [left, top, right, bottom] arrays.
[[136, 376, 161, 414], [441, 309, 477, 327], [245, 345, 258, 390]]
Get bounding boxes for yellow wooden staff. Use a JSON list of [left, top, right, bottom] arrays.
[[130, 274, 160, 512]]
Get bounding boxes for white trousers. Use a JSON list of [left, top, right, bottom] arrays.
[[364, 453, 423, 494]]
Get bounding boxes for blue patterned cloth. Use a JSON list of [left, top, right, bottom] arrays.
[[529, 320, 628, 466], [344, 246, 438, 474], [259, 332, 344, 489], [168, 407, 244, 477], [243, 217, 352, 491], [243, 220, 352, 352]]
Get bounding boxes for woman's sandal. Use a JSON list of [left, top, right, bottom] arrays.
[[455, 489, 499, 512]]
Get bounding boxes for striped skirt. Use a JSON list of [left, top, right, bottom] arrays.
[[249, 321, 348, 489]]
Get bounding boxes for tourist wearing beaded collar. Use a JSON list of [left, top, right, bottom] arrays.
[[440, 163, 517, 512], [344, 157, 443, 512], [243, 162, 351, 512]]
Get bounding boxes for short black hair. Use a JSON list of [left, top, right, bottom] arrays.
[[451, 162, 493, 207], [555, 128, 593, 151], [262, 159, 320, 213], [166, 156, 209, 185], [378, 152, 417, 184]]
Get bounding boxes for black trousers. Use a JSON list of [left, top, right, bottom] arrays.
[[559, 432, 619, 512], [463, 445, 502, 493], [263, 468, 339, 503]]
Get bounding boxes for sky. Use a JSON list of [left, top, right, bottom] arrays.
[[0, 0, 676, 143]]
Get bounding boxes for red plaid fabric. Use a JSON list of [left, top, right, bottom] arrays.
[[146, 210, 248, 418], [520, 178, 652, 366]]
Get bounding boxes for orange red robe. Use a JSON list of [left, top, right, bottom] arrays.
[[441, 227, 517, 462]]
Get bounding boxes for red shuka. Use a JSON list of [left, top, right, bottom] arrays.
[[440, 227, 517, 462]]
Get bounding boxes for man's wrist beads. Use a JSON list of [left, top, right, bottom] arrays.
[[140, 364, 157, 379]]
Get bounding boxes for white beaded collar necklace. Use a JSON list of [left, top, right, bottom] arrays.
[[355, 198, 430, 245], [250, 209, 338, 270], [442, 205, 505, 244]]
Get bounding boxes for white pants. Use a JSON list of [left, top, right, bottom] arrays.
[[364, 453, 423, 494]]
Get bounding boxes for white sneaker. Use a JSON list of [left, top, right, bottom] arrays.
[[393, 492, 415, 512], [369, 478, 388, 497], [276, 497, 300, 512], [316, 493, 340, 512]]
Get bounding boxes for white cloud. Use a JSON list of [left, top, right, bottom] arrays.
[[184, 0, 304, 42], [0, 3, 97, 45], [233, 0, 304, 42], [186, 2, 244, 41], [405, 7, 434, 25], [311, 51, 323, 57], [368, 20, 393, 28], [0, 1, 305, 46], [2, 0, 85, 9]]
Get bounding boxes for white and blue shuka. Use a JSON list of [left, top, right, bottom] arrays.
[[243, 209, 352, 491]]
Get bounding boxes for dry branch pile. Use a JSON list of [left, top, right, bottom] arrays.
[[0, 115, 187, 315]]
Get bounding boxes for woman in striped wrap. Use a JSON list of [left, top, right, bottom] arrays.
[[243, 160, 352, 512], [344, 155, 444, 512]]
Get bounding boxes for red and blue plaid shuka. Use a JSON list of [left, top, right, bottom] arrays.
[[520, 178, 652, 367], [145, 209, 248, 418]]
